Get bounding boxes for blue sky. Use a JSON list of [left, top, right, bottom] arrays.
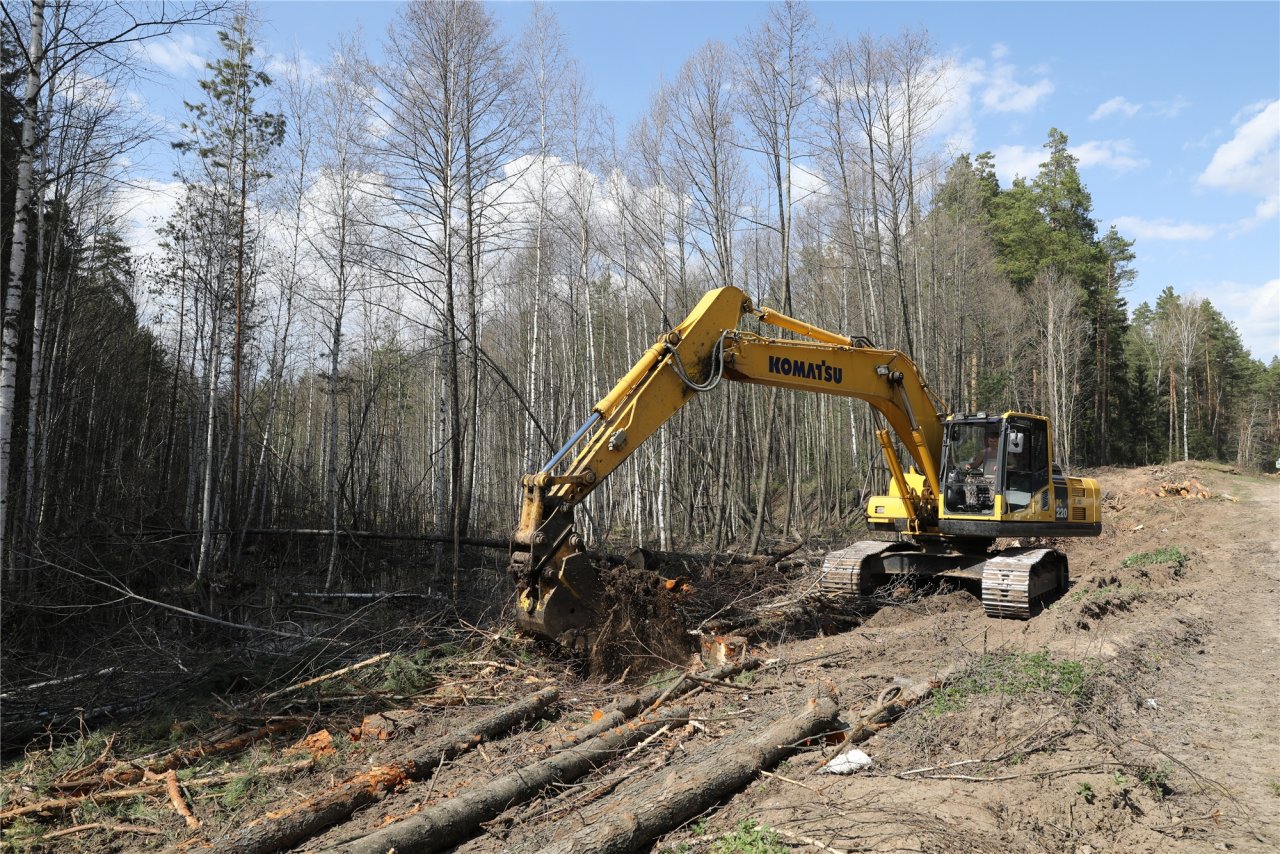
[[127, 1, 1280, 360]]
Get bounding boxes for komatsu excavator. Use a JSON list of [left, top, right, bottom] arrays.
[[509, 286, 1101, 641]]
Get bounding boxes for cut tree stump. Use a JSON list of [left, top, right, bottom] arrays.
[[210, 686, 559, 854], [540, 682, 841, 854], [326, 705, 692, 854]]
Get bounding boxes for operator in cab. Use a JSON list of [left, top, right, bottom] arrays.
[[970, 429, 1001, 478]]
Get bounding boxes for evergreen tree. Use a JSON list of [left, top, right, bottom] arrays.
[[980, 128, 1136, 465], [1093, 225, 1136, 463], [172, 12, 284, 578], [1033, 128, 1099, 286], [987, 177, 1048, 290]]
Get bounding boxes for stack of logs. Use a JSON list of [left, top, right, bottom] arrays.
[[1138, 478, 1212, 499]]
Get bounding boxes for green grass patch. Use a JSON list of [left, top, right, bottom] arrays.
[[929, 650, 1096, 715], [378, 652, 436, 695], [642, 668, 684, 690], [709, 819, 789, 854], [371, 642, 474, 696], [1122, 546, 1188, 570], [220, 765, 266, 809], [1138, 762, 1173, 800]]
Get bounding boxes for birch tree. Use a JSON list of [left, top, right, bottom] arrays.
[[1027, 267, 1086, 468], [373, 0, 519, 589], [0, 0, 46, 574]]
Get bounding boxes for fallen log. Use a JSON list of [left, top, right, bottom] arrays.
[[161, 769, 200, 829], [210, 687, 559, 854], [42, 821, 165, 840], [541, 683, 841, 854], [259, 652, 393, 702], [0, 667, 121, 699], [327, 704, 691, 854], [214, 661, 755, 854], [1, 761, 313, 825]]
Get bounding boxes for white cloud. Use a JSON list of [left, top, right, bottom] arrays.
[[266, 51, 323, 83], [1194, 278, 1280, 361], [1090, 96, 1141, 121], [1071, 139, 1148, 173], [1089, 95, 1187, 121], [980, 62, 1053, 113], [789, 161, 827, 203], [1230, 99, 1275, 127], [929, 55, 983, 154], [141, 33, 206, 75], [1149, 96, 1188, 119], [1110, 216, 1215, 241], [991, 144, 1043, 183], [1198, 100, 1279, 223], [991, 139, 1148, 184], [116, 179, 185, 259], [990, 42, 1009, 60]]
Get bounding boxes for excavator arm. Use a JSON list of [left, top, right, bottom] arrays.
[[510, 285, 948, 641]]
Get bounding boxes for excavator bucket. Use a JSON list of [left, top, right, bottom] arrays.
[[513, 551, 604, 641], [510, 476, 606, 641]]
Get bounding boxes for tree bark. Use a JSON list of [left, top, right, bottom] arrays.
[[1, 0, 46, 576], [328, 705, 690, 854], [213, 687, 559, 854], [542, 683, 839, 854]]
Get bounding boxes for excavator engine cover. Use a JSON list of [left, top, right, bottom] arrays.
[[515, 551, 603, 640]]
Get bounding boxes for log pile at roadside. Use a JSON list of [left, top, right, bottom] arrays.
[[1137, 478, 1212, 499]]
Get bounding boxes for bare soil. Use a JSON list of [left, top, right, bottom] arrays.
[[3, 462, 1277, 853]]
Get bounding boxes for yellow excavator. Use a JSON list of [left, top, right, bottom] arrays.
[[510, 286, 1101, 641]]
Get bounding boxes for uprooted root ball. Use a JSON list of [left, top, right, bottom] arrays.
[[582, 561, 695, 679]]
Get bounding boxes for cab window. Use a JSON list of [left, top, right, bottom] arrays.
[[1004, 419, 1049, 511]]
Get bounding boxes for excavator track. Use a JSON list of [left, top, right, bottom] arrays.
[[818, 540, 906, 598], [820, 541, 1070, 620], [980, 548, 1069, 619]]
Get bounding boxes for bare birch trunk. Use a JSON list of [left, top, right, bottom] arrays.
[[196, 331, 222, 581], [1, 0, 46, 575]]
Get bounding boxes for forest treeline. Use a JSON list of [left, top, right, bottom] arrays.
[[2, 0, 1277, 598]]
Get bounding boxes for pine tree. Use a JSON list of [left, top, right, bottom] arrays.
[[987, 178, 1048, 290], [1094, 225, 1136, 463], [173, 12, 284, 579]]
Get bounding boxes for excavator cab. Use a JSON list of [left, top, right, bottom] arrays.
[[939, 414, 1056, 524], [942, 420, 1005, 514], [940, 416, 1051, 515]]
